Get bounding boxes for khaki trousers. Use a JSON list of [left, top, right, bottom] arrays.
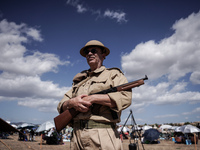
[[72, 128, 123, 150]]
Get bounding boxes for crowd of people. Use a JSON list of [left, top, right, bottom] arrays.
[[41, 128, 60, 144], [18, 129, 35, 141], [62, 128, 72, 142], [14, 124, 73, 145], [174, 132, 198, 144], [40, 127, 72, 145], [0, 131, 10, 139], [117, 125, 200, 145]]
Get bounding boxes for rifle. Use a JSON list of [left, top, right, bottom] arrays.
[[54, 75, 148, 132]]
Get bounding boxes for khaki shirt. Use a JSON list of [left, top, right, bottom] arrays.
[[57, 66, 132, 123]]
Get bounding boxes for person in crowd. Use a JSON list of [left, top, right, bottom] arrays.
[[29, 129, 34, 141]]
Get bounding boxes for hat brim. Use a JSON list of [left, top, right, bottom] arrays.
[[80, 45, 110, 57]]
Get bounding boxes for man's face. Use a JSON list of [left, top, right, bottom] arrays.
[[84, 46, 105, 68]]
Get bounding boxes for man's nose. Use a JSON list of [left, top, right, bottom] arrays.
[[88, 51, 93, 55]]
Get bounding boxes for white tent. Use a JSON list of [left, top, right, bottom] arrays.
[[36, 120, 55, 132], [159, 124, 172, 130], [179, 125, 200, 133], [117, 126, 130, 133], [142, 125, 152, 131], [17, 123, 35, 129], [169, 126, 179, 130], [174, 126, 182, 132], [11, 124, 17, 128], [159, 125, 173, 133], [132, 125, 141, 131]]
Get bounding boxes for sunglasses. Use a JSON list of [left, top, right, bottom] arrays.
[[84, 49, 98, 55]]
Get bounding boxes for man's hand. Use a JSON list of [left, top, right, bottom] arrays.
[[62, 94, 92, 112], [62, 94, 116, 113]]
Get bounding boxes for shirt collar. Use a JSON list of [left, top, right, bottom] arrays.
[[88, 66, 106, 75]]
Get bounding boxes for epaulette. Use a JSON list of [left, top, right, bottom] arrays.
[[73, 70, 88, 84], [106, 67, 124, 74]]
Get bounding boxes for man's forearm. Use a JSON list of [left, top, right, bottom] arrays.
[[62, 94, 116, 113], [61, 100, 70, 112], [88, 94, 116, 108]]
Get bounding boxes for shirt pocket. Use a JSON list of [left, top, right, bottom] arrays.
[[89, 78, 112, 94]]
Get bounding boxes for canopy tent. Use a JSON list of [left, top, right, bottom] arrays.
[[169, 126, 179, 130], [11, 124, 18, 128], [174, 125, 200, 133], [0, 118, 21, 133], [36, 120, 55, 133], [179, 125, 200, 133], [142, 125, 152, 131], [143, 128, 160, 142], [174, 126, 182, 132], [117, 126, 130, 133], [132, 125, 142, 131], [17, 123, 36, 129], [175, 125, 200, 150], [159, 125, 172, 130]]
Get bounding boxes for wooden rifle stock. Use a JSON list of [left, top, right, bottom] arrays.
[[54, 75, 148, 132]]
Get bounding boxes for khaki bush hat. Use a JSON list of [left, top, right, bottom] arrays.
[[80, 40, 110, 57]]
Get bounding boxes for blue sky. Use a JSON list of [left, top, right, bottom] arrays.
[[0, 0, 200, 125]]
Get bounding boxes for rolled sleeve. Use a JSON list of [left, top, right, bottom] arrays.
[[107, 69, 132, 112], [108, 90, 132, 112], [57, 88, 73, 114]]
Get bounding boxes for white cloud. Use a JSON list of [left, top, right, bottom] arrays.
[[128, 80, 200, 114], [190, 71, 200, 84], [104, 9, 127, 23], [122, 11, 200, 82], [120, 11, 200, 118], [155, 114, 179, 119], [0, 19, 70, 76], [122, 12, 200, 111], [77, 4, 87, 13], [0, 74, 70, 99], [66, 0, 87, 13], [0, 19, 71, 112], [26, 28, 43, 42], [182, 107, 200, 115], [0, 76, 71, 112], [18, 98, 60, 113], [66, 0, 127, 23], [0, 51, 69, 76], [66, 0, 80, 7]]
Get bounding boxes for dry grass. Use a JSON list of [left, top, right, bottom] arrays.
[[0, 133, 199, 150]]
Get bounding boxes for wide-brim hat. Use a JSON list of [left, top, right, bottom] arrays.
[[80, 40, 110, 57]]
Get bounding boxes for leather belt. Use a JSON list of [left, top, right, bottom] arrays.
[[73, 120, 116, 129]]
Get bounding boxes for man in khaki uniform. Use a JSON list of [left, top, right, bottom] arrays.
[[57, 40, 132, 150]]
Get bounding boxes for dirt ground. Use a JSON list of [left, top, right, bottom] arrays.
[[0, 133, 199, 150]]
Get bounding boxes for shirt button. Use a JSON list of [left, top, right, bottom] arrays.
[[86, 143, 90, 146]]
